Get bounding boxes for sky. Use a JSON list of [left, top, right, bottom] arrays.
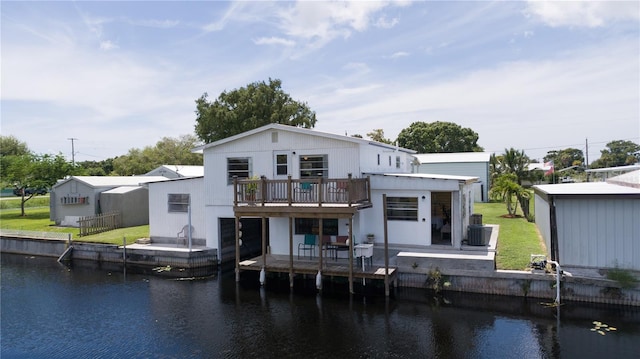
[[2, 1, 639, 164]]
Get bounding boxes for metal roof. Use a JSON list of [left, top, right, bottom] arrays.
[[374, 172, 478, 183], [413, 152, 491, 164], [193, 123, 416, 154], [147, 165, 204, 177], [534, 182, 640, 196], [55, 176, 169, 189]]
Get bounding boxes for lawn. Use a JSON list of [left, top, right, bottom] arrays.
[[0, 199, 146, 245], [474, 202, 546, 270]]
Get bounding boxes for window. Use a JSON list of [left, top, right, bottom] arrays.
[[295, 218, 338, 235], [276, 154, 288, 176], [227, 157, 251, 184], [386, 197, 418, 221], [377, 154, 380, 165], [168, 194, 190, 212], [388, 156, 392, 166], [300, 154, 328, 178], [396, 156, 401, 169]]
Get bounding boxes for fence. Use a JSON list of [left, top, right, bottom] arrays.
[[78, 211, 121, 237]]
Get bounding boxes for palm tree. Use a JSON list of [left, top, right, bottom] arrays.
[[490, 173, 525, 216], [499, 148, 531, 185]]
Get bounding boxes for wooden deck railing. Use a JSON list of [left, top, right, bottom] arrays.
[[233, 174, 370, 206]]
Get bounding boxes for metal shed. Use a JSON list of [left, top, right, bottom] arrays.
[[534, 171, 640, 271]]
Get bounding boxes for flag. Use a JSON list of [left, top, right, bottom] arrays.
[[544, 161, 554, 176]]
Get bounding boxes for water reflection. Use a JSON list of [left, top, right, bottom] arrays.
[[1, 253, 639, 359]]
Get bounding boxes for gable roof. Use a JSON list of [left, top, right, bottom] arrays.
[[192, 123, 416, 154], [54, 176, 169, 189], [146, 165, 204, 178], [414, 152, 490, 164], [372, 172, 479, 184]]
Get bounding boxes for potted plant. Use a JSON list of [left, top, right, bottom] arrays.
[[366, 233, 375, 243], [245, 175, 260, 201]]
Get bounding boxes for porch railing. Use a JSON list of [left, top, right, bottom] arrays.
[[233, 174, 370, 206]]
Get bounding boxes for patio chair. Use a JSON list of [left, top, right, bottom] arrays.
[[295, 182, 313, 202], [298, 234, 316, 259], [177, 225, 195, 246], [334, 235, 350, 260], [322, 235, 336, 259]]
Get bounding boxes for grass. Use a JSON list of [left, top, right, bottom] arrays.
[[2, 197, 545, 270], [0, 200, 146, 245], [474, 202, 546, 270]]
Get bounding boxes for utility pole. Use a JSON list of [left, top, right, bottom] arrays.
[[68, 138, 78, 166], [585, 138, 590, 182]]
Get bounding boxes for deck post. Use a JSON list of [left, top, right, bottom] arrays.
[[261, 216, 267, 285], [289, 216, 294, 289], [347, 173, 353, 206], [235, 216, 241, 282], [287, 175, 292, 206], [317, 218, 323, 291], [383, 194, 390, 297], [348, 216, 354, 294]]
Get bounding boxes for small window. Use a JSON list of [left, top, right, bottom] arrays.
[[168, 194, 190, 212], [388, 156, 392, 166], [396, 156, 401, 169], [271, 131, 278, 143], [227, 157, 251, 184], [295, 218, 338, 235], [386, 197, 418, 221], [276, 154, 288, 176], [300, 154, 328, 178], [377, 154, 380, 165]]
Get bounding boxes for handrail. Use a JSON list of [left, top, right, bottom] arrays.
[[234, 175, 370, 206]]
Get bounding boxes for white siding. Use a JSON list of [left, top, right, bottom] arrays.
[[534, 193, 552, 258], [50, 180, 100, 224], [556, 197, 640, 270], [417, 162, 489, 202], [148, 178, 205, 246]]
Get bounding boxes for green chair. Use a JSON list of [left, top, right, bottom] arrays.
[[298, 234, 316, 259]]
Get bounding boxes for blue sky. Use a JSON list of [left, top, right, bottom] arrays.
[[2, 1, 639, 164]]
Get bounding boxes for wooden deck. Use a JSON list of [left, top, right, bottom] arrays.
[[239, 254, 397, 282]]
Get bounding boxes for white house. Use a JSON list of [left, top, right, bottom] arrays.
[[147, 176, 206, 246], [413, 152, 490, 202], [533, 170, 640, 271], [50, 176, 167, 227], [145, 165, 204, 179], [184, 124, 477, 264]]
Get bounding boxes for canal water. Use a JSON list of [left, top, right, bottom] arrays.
[[2, 253, 639, 359]]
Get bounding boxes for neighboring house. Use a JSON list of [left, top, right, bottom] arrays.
[[533, 170, 640, 271], [177, 124, 477, 264], [50, 176, 167, 227], [585, 163, 640, 181], [146, 165, 204, 179], [413, 152, 491, 202], [147, 176, 205, 246]]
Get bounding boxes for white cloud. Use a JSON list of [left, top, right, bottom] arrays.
[[375, 15, 399, 29], [254, 36, 295, 47], [527, 1, 640, 28], [99, 40, 118, 51], [390, 51, 410, 59]]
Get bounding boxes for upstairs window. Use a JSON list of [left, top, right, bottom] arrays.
[[276, 154, 288, 176], [227, 157, 251, 184], [168, 194, 190, 213], [396, 156, 401, 168], [300, 155, 328, 178], [386, 197, 418, 221]]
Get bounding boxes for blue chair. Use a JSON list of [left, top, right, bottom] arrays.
[[298, 234, 316, 259]]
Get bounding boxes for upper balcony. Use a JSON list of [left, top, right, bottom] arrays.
[[233, 174, 371, 210]]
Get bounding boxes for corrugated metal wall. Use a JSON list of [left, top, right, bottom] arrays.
[[557, 197, 640, 270], [534, 193, 552, 258]]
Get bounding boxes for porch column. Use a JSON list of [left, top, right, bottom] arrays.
[[348, 216, 354, 294], [235, 216, 241, 282], [383, 194, 390, 297], [289, 216, 294, 289], [452, 190, 462, 249]]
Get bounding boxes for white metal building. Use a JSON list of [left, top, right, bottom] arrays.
[[413, 152, 491, 202], [147, 177, 205, 246], [145, 165, 204, 179], [534, 171, 640, 271]]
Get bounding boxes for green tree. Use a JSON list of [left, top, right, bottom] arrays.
[[396, 121, 483, 153], [590, 140, 640, 168], [0, 135, 30, 156], [499, 148, 531, 185], [490, 173, 529, 218], [543, 148, 584, 169], [194, 78, 317, 143], [366, 129, 393, 144], [113, 135, 203, 175], [3, 153, 74, 216]]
